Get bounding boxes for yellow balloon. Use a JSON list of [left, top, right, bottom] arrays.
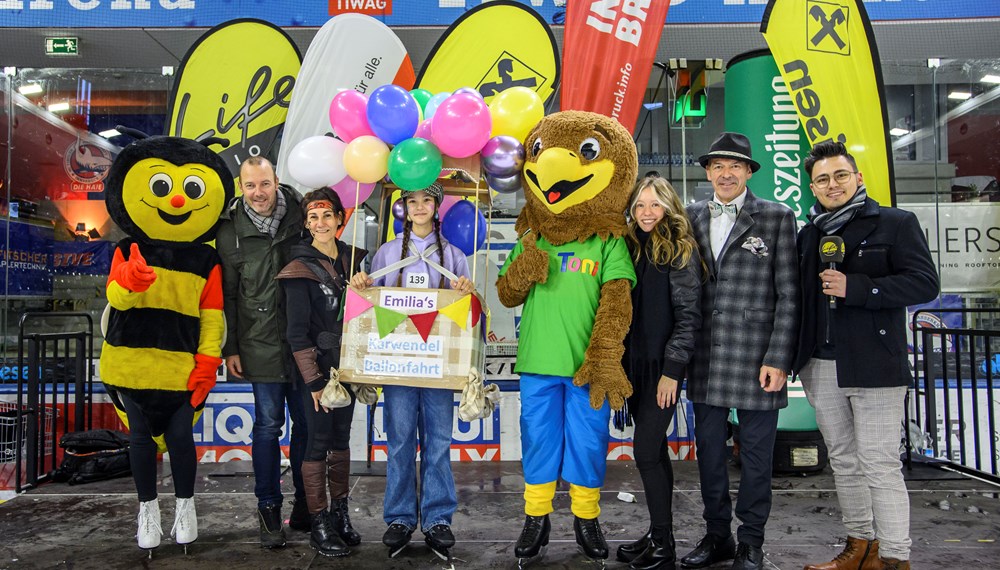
[[489, 86, 544, 143], [343, 135, 390, 184]]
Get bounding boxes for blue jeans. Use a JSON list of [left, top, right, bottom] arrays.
[[382, 385, 457, 531], [252, 381, 307, 509]]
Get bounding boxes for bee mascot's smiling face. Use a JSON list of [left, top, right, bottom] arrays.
[[517, 110, 638, 245], [105, 137, 235, 245]]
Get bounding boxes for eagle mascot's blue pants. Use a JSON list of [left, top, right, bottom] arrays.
[[519, 373, 611, 518]]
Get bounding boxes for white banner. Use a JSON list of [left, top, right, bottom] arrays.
[[907, 202, 1000, 293]]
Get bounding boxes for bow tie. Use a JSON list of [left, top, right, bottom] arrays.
[[709, 201, 738, 219]]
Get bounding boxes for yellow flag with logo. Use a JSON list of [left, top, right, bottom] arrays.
[[762, 0, 894, 206], [416, 1, 559, 106]]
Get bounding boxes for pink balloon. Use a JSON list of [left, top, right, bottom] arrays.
[[430, 93, 492, 158], [414, 118, 434, 142], [331, 175, 377, 209], [329, 90, 375, 143], [438, 195, 460, 219]]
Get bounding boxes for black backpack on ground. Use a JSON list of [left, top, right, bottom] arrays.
[[53, 429, 131, 485]]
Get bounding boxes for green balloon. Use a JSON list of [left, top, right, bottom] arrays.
[[410, 88, 433, 113], [388, 137, 443, 191]]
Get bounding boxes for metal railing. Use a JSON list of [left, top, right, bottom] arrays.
[[14, 312, 94, 492], [909, 308, 1000, 484]]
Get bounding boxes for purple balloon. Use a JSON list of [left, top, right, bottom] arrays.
[[486, 172, 523, 194], [480, 135, 525, 178], [391, 197, 406, 221], [454, 86, 484, 99]]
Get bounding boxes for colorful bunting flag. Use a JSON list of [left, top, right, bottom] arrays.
[[374, 305, 408, 338], [470, 295, 482, 327], [439, 295, 472, 329], [408, 311, 439, 342], [344, 287, 374, 324]]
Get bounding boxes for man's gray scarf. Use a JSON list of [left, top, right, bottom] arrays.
[[807, 185, 868, 235]]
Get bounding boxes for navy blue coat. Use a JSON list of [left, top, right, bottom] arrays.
[[793, 198, 939, 388]]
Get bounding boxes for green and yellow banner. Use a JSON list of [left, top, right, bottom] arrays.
[[762, 0, 894, 206]]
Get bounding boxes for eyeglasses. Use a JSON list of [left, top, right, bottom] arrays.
[[812, 170, 857, 189]]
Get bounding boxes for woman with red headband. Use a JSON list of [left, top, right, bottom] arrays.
[[276, 187, 365, 557]]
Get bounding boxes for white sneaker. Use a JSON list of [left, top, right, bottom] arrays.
[[137, 499, 162, 550], [171, 497, 198, 545]]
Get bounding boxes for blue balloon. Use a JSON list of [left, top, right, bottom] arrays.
[[424, 91, 452, 120], [366, 84, 419, 145], [393, 217, 403, 235], [441, 200, 487, 256]]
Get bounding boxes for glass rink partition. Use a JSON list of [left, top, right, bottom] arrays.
[[1, 7, 999, 486]]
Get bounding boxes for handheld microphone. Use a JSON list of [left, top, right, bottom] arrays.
[[818, 236, 845, 310]]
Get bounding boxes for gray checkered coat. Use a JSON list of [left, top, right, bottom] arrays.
[[685, 190, 800, 411]]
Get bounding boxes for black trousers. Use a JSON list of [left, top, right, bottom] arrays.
[[692, 403, 778, 548], [121, 394, 196, 502], [629, 387, 678, 538], [298, 380, 356, 461]]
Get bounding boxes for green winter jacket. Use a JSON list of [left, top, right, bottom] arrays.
[[216, 184, 304, 383]]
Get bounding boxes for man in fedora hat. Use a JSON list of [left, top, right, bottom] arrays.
[[680, 132, 800, 570]]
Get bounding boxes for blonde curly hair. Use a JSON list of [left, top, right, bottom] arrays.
[[625, 175, 698, 268]]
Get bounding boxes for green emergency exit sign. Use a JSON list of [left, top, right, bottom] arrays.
[[45, 37, 79, 56]]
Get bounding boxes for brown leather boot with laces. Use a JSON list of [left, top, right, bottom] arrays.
[[803, 537, 881, 570], [879, 558, 910, 570]]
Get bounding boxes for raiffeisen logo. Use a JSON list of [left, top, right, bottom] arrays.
[[329, 0, 391, 16]]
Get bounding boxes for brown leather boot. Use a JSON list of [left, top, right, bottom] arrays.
[[879, 558, 910, 570], [803, 537, 880, 570], [301, 460, 328, 515], [327, 450, 361, 546]]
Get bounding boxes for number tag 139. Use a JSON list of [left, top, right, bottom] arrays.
[[406, 272, 429, 288]]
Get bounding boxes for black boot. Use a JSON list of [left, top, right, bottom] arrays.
[[310, 509, 350, 557], [257, 503, 286, 549], [329, 497, 361, 546], [630, 532, 677, 570], [288, 499, 310, 532], [514, 515, 551, 559], [617, 527, 653, 563], [573, 516, 609, 560], [424, 524, 456, 561]]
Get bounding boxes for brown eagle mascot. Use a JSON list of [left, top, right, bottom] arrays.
[[496, 111, 638, 564]]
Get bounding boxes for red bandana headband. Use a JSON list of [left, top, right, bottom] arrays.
[[306, 200, 334, 212]]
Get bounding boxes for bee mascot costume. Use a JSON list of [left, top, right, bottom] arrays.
[[497, 111, 638, 564], [100, 129, 234, 554]]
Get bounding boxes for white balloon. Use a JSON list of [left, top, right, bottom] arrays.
[[287, 136, 348, 188]]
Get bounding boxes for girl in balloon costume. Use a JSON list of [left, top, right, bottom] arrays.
[[349, 181, 474, 560], [99, 131, 234, 555]]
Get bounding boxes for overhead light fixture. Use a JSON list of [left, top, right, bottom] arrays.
[[162, 66, 174, 76], [48, 101, 70, 112], [99, 128, 121, 138], [18, 83, 42, 95], [2, 66, 16, 76], [927, 58, 941, 69], [982, 74, 1000, 84], [642, 102, 664, 110], [889, 128, 910, 137], [948, 91, 972, 101]]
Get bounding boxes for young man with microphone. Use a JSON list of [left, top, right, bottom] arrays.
[[793, 141, 939, 570]]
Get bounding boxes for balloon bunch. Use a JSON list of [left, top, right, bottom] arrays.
[[287, 84, 544, 253]]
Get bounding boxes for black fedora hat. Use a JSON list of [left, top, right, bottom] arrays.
[[698, 132, 761, 173]]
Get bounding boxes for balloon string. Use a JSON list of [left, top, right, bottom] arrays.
[[350, 179, 360, 278], [472, 178, 481, 285]]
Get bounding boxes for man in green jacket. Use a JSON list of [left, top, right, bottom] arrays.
[[216, 157, 308, 548]]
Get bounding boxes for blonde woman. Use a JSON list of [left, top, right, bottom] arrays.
[[618, 175, 702, 570]]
